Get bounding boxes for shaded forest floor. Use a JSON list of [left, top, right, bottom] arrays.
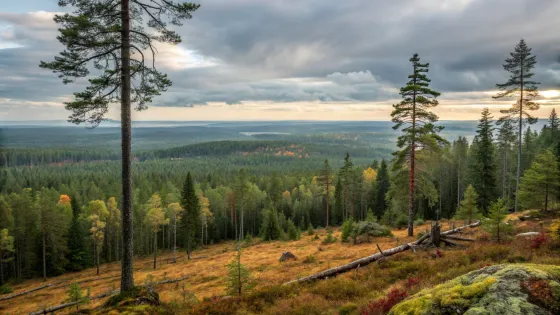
[[1, 212, 559, 315]]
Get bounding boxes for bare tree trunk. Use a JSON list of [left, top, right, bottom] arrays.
[[95, 242, 100, 276], [153, 231, 157, 270], [408, 77, 417, 237], [515, 64, 524, 212], [173, 216, 177, 263], [544, 183, 549, 211], [42, 223, 46, 281], [120, 0, 134, 292]]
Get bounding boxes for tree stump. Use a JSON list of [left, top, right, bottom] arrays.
[[431, 223, 441, 248]]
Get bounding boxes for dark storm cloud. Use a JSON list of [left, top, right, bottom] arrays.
[[1, 0, 560, 110]]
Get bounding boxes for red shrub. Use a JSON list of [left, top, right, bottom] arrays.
[[406, 277, 421, 289], [436, 248, 444, 258], [361, 288, 408, 315], [521, 278, 560, 312], [531, 232, 549, 249]]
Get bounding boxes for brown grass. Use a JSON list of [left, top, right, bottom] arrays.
[[0, 214, 555, 314]]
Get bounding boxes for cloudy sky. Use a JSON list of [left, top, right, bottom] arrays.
[[1, 0, 559, 122]]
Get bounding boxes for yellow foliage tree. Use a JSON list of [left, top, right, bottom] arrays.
[[88, 214, 105, 276], [145, 194, 169, 269]]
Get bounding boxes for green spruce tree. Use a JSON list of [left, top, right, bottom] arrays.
[[454, 185, 481, 225], [373, 159, 390, 219], [470, 108, 497, 214], [67, 197, 88, 271], [317, 159, 333, 227], [181, 172, 200, 260], [483, 199, 513, 243]]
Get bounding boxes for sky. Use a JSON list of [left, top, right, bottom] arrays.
[[0, 0, 559, 122]]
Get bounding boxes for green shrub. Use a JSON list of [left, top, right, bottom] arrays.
[[244, 232, 253, 245], [314, 234, 320, 240], [322, 230, 337, 244], [353, 221, 392, 242], [307, 224, 314, 236], [341, 219, 356, 243], [287, 219, 300, 241], [414, 218, 425, 226], [395, 214, 409, 229]]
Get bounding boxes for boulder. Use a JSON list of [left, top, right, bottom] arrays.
[[390, 264, 560, 315], [279, 252, 297, 262], [516, 232, 540, 238]]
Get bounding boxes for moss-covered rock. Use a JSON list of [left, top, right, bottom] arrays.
[[390, 264, 560, 315]]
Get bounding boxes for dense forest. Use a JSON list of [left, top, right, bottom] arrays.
[[0, 106, 558, 284]]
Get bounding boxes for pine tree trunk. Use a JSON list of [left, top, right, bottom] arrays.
[[42, 223, 46, 281], [153, 231, 157, 270], [0, 250, 4, 286], [120, 0, 134, 292], [457, 155, 460, 211], [186, 217, 191, 260], [326, 180, 329, 227], [173, 216, 177, 263], [95, 242, 100, 276], [515, 64, 524, 212], [408, 74, 417, 237]]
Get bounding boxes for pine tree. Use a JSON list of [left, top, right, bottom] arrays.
[[471, 108, 497, 214], [483, 199, 513, 243], [339, 153, 355, 219], [493, 39, 540, 213], [454, 185, 481, 225], [391, 53, 445, 236], [180, 172, 200, 260], [549, 109, 559, 144], [518, 150, 560, 211], [333, 178, 344, 225], [40, 0, 200, 292], [373, 159, 390, 219], [453, 137, 469, 214], [167, 202, 183, 263], [496, 121, 516, 204], [317, 159, 333, 227], [67, 197, 88, 271]]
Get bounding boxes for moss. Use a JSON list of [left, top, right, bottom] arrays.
[[390, 264, 560, 315]]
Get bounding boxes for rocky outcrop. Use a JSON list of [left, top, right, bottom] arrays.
[[390, 264, 560, 315]]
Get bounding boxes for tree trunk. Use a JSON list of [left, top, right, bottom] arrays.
[[457, 154, 461, 212], [544, 183, 548, 212], [42, 222, 46, 281], [120, 0, 134, 292], [153, 231, 157, 270], [0, 250, 4, 285], [408, 74, 417, 237], [186, 217, 191, 260], [515, 63, 524, 212], [173, 216, 177, 263], [96, 243, 100, 276], [326, 180, 330, 227], [284, 221, 480, 285]]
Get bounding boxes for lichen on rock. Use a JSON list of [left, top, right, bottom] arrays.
[[390, 264, 560, 315]]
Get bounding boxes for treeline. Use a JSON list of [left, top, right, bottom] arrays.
[[0, 139, 390, 167]]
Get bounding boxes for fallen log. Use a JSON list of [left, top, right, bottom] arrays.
[[0, 281, 65, 301], [440, 238, 465, 247], [283, 221, 480, 286], [29, 301, 81, 315]]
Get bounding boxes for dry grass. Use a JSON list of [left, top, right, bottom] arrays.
[[0, 215, 554, 314]]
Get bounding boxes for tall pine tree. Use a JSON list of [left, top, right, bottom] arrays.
[[40, 0, 200, 292], [493, 39, 540, 213], [391, 53, 445, 236], [66, 197, 88, 271]]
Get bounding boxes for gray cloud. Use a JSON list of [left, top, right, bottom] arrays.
[[1, 0, 560, 113]]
